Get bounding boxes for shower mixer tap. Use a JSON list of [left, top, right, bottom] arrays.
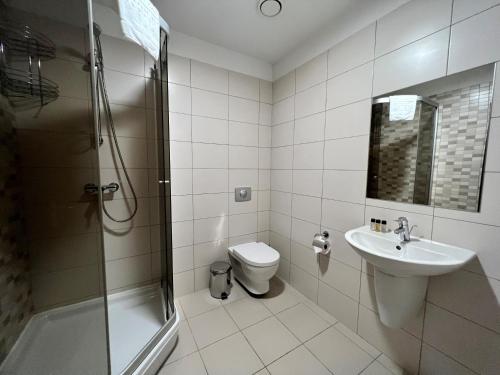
[[84, 182, 119, 195]]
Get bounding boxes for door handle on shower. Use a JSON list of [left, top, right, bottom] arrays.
[[84, 183, 120, 195]]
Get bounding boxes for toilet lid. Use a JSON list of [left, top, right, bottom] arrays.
[[229, 242, 280, 267]]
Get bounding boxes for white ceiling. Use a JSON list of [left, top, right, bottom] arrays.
[[154, 0, 372, 64]]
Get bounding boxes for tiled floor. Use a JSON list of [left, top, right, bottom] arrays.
[[158, 277, 405, 375]]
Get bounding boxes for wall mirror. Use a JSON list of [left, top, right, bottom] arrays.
[[367, 63, 496, 212]]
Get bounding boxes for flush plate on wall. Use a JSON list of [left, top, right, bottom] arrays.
[[235, 187, 251, 202]]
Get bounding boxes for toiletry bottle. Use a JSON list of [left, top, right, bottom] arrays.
[[370, 218, 376, 231], [375, 219, 381, 232], [381, 220, 387, 233]]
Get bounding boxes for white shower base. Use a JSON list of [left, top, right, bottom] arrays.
[[0, 285, 178, 375]]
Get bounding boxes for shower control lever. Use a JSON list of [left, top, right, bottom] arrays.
[[84, 183, 120, 195]]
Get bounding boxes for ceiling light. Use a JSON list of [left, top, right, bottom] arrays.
[[259, 0, 282, 17]]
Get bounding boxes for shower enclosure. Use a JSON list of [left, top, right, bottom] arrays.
[[0, 0, 177, 374]]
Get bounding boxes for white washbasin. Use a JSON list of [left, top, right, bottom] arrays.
[[345, 226, 475, 277], [344, 226, 475, 328]]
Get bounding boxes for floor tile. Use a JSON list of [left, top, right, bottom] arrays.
[[361, 360, 394, 375], [305, 326, 373, 375], [300, 297, 338, 325], [267, 345, 330, 375], [179, 289, 221, 318], [334, 322, 380, 358], [276, 303, 330, 342], [200, 332, 264, 375], [254, 369, 270, 375], [224, 298, 272, 329], [159, 351, 207, 375], [376, 355, 406, 375], [165, 321, 197, 364], [260, 278, 301, 314], [220, 281, 249, 305], [242, 317, 300, 365], [189, 306, 239, 348]]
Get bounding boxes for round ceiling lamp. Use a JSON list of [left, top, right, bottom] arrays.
[[259, 0, 282, 17]]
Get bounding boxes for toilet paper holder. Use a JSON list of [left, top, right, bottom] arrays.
[[312, 231, 331, 255]]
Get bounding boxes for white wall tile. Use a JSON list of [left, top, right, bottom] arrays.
[[259, 126, 272, 147], [168, 54, 191, 85], [174, 270, 195, 297], [291, 241, 319, 277], [258, 211, 270, 231], [173, 246, 194, 274], [172, 220, 194, 248], [292, 170, 323, 197], [326, 229, 362, 270], [258, 191, 271, 211], [259, 103, 272, 126], [290, 264, 319, 302], [324, 136, 369, 170], [259, 148, 271, 169], [193, 169, 228, 194], [292, 194, 322, 224], [228, 169, 259, 191], [194, 216, 228, 244], [259, 170, 271, 190], [229, 213, 258, 237], [323, 170, 366, 204], [271, 122, 294, 147], [172, 195, 194, 222], [105, 255, 151, 290], [270, 211, 292, 238], [229, 97, 259, 124], [272, 97, 295, 125], [229, 146, 259, 169], [193, 193, 228, 219], [319, 257, 360, 300], [448, 6, 500, 74], [432, 217, 500, 280], [260, 80, 273, 104], [169, 112, 192, 141], [428, 270, 500, 333], [229, 122, 258, 146], [295, 53, 327, 92], [326, 63, 373, 109], [192, 116, 228, 144], [291, 218, 320, 248], [193, 143, 228, 169], [375, 0, 452, 57], [328, 23, 376, 78], [271, 191, 292, 216], [293, 142, 324, 170], [452, 0, 500, 23], [191, 60, 228, 94], [358, 305, 421, 374], [168, 83, 191, 114], [271, 170, 292, 193], [192, 89, 228, 119], [194, 240, 228, 268], [322, 199, 365, 232], [318, 281, 358, 331], [228, 71, 260, 100], [295, 82, 326, 119], [423, 303, 500, 374], [270, 231, 291, 260], [271, 146, 293, 169], [373, 29, 450, 96], [273, 71, 295, 103], [170, 141, 193, 169], [325, 100, 371, 140], [294, 112, 325, 144]]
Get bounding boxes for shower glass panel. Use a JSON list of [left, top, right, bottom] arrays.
[[0, 0, 108, 374], [91, 2, 174, 373]]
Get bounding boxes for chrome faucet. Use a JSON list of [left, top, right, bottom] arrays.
[[393, 217, 415, 242]]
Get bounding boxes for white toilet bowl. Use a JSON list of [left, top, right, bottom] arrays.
[[228, 242, 280, 295]]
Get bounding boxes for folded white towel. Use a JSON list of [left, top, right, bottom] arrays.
[[389, 95, 417, 121], [117, 0, 160, 60]]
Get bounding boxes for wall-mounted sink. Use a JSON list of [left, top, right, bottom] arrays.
[[345, 226, 475, 328]]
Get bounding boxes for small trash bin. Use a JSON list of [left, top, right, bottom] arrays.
[[209, 261, 232, 299]]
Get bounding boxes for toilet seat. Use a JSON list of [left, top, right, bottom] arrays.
[[229, 242, 280, 267]]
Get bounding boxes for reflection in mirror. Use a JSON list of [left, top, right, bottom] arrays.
[[367, 64, 495, 212]]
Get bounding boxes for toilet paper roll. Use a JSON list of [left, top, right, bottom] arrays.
[[312, 233, 331, 255]]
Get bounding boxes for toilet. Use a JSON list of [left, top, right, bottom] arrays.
[[228, 242, 280, 295]]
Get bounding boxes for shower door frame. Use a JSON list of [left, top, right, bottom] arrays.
[[87, 1, 176, 373]]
